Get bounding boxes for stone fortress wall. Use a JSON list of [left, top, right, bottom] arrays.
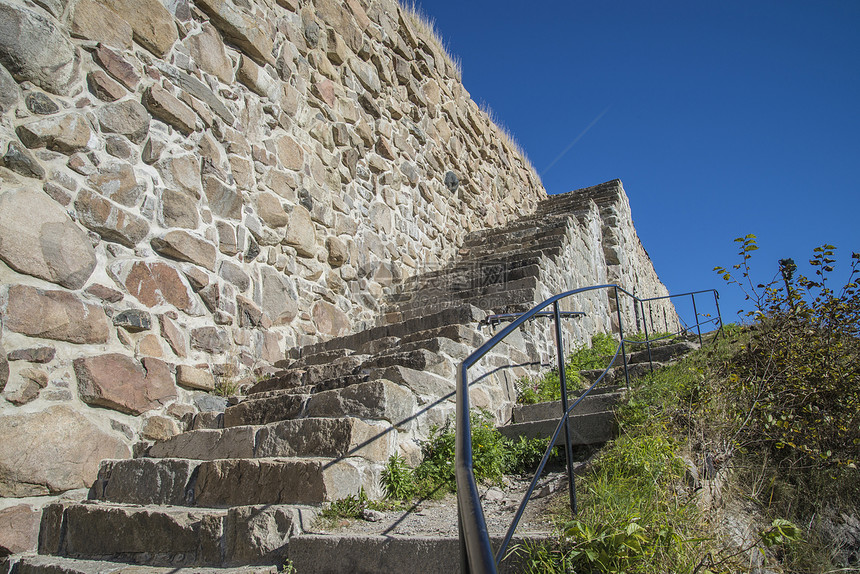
[[0, 0, 679, 544]]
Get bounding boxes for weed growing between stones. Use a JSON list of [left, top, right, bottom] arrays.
[[516, 333, 618, 404], [212, 377, 239, 397], [212, 356, 241, 397], [319, 489, 401, 524]]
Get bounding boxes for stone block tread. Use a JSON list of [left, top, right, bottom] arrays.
[[91, 456, 381, 507], [498, 410, 617, 446], [8, 555, 279, 573], [512, 390, 625, 423], [146, 417, 394, 462], [291, 305, 486, 357], [289, 533, 548, 574]]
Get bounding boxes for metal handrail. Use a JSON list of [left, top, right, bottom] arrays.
[[456, 285, 721, 573]]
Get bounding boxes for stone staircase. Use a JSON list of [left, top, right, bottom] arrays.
[[6, 188, 674, 573], [24, 305, 488, 573]]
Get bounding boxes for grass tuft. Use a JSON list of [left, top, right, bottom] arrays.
[[399, 1, 462, 80]]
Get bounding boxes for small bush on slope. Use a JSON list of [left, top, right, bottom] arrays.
[[517, 333, 618, 404], [518, 240, 858, 573], [378, 410, 558, 502]]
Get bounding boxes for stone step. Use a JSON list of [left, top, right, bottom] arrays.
[[388, 288, 536, 323], [223, 392, 308, 427], [274, 373, 371, 397], [91, 456, 381, 507], [536, 182, 622, 215], [579, 361, 660, 386], [387, 276, 539, 312], [290, 305, 486, 357], [498, 410, 617, 446], [458, 238, 568, 265], [247, 370, 369, 397], [7, 555, 280, 573], [464, 244, 564, 264], [285, 329, 478, 399], [304, 380, 417, 427], [361, 348, 455, 379], [537, 195, 612, 216], [626, 340, 698, 364], [287, 348, 354, 369], [460, 228, 569, 257], [248, 354, 368, 395], [288, 533, 548, 574], [223, 376, 414, 428], [37, 501, 313, 568], [397, 323, 483, 348], [574, 339, 697, 386], [146, 417, 394, 462], [462, 213, 569, 243], [221, 374, 433, 437], [463, 219, 568, 244], [512, 390, 625, 423], [393, 248, 558, 290], [392, 336, 473, 362], [388, 268, 541, 304]]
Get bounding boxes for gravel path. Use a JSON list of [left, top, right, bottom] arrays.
[[308, 471, 574, 539]]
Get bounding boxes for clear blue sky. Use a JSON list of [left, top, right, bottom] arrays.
[[416, 0, 859, 325]]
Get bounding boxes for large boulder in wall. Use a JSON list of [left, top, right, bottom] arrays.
[[0, 0, 80, 95], [0, 405, 131, 497], [0, 186, 97, 290]]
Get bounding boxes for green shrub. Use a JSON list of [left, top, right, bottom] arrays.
[[379, 411, 554, 501], [509, 435, 552, 474], [414, 410, 515, 494], [709, 238, 859, 571], [715, 239, 860, 470]]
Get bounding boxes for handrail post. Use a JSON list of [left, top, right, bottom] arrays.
[[459, 514, 470, 574], [641, 298, 654, 373], [714, 290, 723, 336], [648, 300, 654, 334], [553, 301, 577, 516], [633, 287, 641, 332], [691, 293, 703, 346], [614, 287, 630, 388]]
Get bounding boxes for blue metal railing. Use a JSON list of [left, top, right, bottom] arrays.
[[456, 285, 721, 573]]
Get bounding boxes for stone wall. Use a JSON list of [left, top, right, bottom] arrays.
[[0, 0, 546, 517], [0, 0, 682, 548]]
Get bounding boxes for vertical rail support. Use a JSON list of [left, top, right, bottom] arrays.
[[648, 300, 654, 333], [614, 287, 630, 389], [641, 299, 654, 373], [714, 290, 723, 336], [553, 301, 577, 516], [459, 516, 469, 574], [691, 293, 703, 346], [633, 287, 641, 332]]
